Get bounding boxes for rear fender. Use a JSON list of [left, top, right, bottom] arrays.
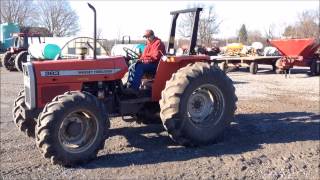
[[151, 55, 210, 101]]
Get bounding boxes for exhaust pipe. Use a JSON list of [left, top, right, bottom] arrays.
[[88, 3, 97, 59]]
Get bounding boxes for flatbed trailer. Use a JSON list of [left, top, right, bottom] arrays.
[[210, 55, 281, 74]]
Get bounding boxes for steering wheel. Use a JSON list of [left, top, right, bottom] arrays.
[[123, 47, 140, 60]]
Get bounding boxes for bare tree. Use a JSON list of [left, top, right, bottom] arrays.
[[178, 4, 221, 47], [264, 24, 276, 39], [198, 6, 221, 46], [283, 25, 297, 38], [0, 0, 35, 26], [35, 0, 79, 37], [247, 30, 264, 44], [282, 9, 319, 38], [296, 10, 319, 38], [97, 28, 103, 39]]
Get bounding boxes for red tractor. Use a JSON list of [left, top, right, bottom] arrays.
[[3, 32, 42, 71], [13, 4, 237, 166]]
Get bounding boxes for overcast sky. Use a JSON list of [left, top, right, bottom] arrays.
[[70, 1, 319, 40]]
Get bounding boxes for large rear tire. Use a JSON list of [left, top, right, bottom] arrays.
[[160, 62, 237, 146], [35, 91, 109, 166], [3, 51, 17, 71], [13, 90, 36, 138], [15, 51, 28, 72]]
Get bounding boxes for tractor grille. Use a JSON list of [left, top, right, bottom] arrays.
[[23, 62, 36, 109], [25, 86, 31, 107]]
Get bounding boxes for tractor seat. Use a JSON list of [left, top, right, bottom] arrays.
[[141, 72, 155, 90]]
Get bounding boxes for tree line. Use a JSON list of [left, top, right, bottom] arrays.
[[1, 1, 317, 49], [0, 0, 79, 37], [178, 4, 319, 47]]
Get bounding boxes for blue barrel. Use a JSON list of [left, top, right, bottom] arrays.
[[43, 44, 61, 60], [0, 23, 20, 49], [136, 43, 146, 54], [29, 43, 61, 60]]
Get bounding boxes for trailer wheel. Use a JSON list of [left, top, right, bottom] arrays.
[[35, 91, 109, 166], [3, 52, 17, 71], [160, 62, 237, 146], [249, 62, 258, 74], [218, 62, 228, 72], [272, 62, 277, 71], [15, 51, 28, 72], [13, 90, 36, 137], [309, 59, 320, 76]]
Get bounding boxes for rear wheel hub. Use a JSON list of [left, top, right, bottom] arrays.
[[187, 84, 225, 126]]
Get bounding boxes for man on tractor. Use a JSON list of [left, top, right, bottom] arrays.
[[12, 6, 237, 166], [125, 29, 166, 94]]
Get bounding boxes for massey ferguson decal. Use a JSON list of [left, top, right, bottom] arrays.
[[40, 69, 121, 77]]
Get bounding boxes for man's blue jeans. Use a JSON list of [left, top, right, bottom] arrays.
[[127, 61, 158, 90]]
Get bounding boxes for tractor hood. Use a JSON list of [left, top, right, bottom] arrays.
[[30, 56, 128, 84]]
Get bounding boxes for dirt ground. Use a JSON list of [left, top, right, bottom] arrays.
[[0, 65, 319, 179]]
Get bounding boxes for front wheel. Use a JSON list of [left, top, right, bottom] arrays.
[[13, 90, 36, 137], [35, 91, 109, 166], [160, 62, 237, 146]]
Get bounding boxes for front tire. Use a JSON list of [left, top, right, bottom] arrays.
[[13, 90, 36, 137], [160, 62, 237, 146], [35, 91, 109, 166]]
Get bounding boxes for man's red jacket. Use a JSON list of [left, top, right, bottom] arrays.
[[140, 37, 166, 63]]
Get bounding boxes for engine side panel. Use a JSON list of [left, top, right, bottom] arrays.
[[32, 57, 128, 108], [33, 57, 128, 84]]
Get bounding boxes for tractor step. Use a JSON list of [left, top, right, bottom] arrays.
[[119, 97, 152, 115]]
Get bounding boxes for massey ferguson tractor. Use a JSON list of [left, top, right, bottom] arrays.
[[13, 4, 237, 166], [3, 32, 42, 71]]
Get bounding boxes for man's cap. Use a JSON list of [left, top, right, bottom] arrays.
[[143, 29, 154, 38]]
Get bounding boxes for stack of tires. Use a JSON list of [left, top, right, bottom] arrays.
[[3, 51, 28, 72], [3, 43, 61, 72]]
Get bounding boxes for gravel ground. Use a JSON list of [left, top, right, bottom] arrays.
[[0, 65, 319, 179]]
